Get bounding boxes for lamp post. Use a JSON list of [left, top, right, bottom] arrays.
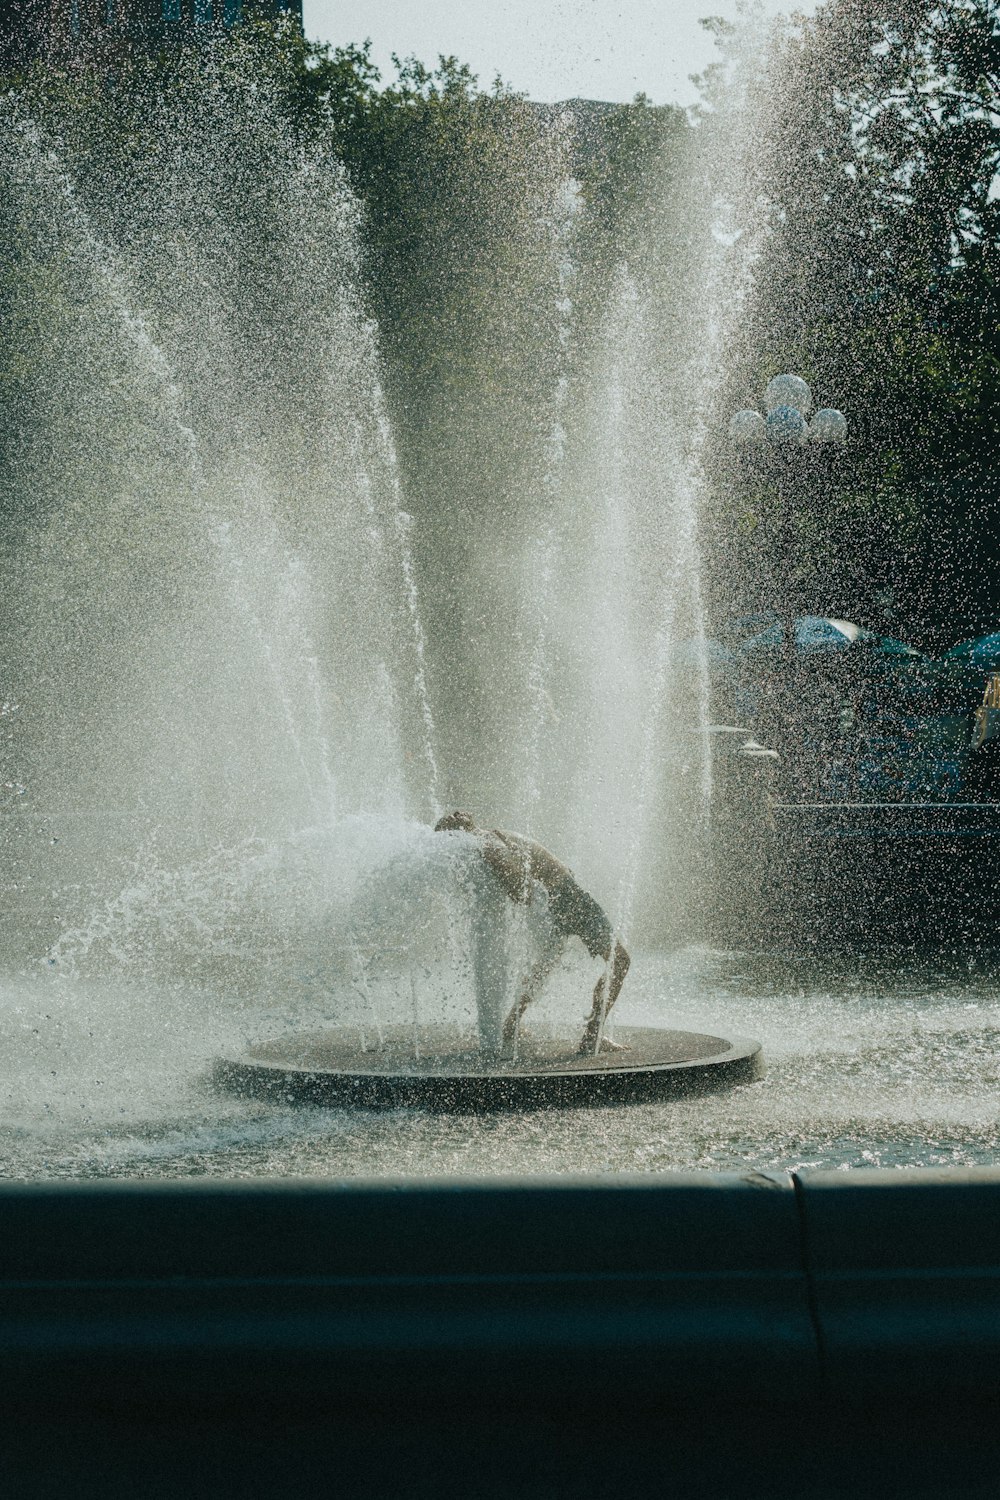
[[728, 373, 847, 652], [730, 373, 847, 452], [727, 375, 849, 790]]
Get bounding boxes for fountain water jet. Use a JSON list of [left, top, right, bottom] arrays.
[[0, 32, 773, 1138]]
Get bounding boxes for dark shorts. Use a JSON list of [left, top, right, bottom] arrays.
[[548, 880, 613, 960]]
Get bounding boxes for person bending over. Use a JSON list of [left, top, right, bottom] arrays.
[[434, 810, 630, 1056]]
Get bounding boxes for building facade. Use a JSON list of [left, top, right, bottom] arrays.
[[0, 0, 302, 65]]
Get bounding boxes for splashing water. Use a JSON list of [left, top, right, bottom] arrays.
[[0, 68, 438, 966], [0, 21, 919, 1181], [516, 173, 583, 832]]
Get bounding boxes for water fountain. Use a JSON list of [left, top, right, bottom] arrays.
[[0, 33, 775, 1149], [7, 29, 1000, 1500], [3, 20, 995, 1184]]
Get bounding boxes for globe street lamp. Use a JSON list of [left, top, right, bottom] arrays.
[[729, 373, 847, 452], [725, 375, 849, 784], [727, 373, 848, 645]]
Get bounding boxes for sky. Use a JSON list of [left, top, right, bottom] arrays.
[[302, 0, 820, 108]]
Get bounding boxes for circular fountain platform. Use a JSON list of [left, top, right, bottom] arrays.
[[213, 1025, 763, 1112]]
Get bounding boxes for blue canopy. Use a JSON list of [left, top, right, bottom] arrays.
[[942, 633, 1000, 671], [726, 614, 926, 663]]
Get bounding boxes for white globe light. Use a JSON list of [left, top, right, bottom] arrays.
[[765, 404, 807, 444], [765, 373, 813, 415], [811, 407, 848, 444], [729, 409, 767, 444]]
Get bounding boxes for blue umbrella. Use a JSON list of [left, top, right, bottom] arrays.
[[721, 617, 931, 690], [795, 616, 874, 654], [942, 633, 1000, 671], [726, 613, 923, 660]]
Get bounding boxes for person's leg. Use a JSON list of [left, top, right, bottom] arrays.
[[501, 941, 563, 1056], [579, 942, 630, 1054]]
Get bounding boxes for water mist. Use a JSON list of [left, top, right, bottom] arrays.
[[1, 23, 777, 1169]]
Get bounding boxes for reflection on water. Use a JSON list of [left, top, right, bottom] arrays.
[[2, 946, 1000, 1181]]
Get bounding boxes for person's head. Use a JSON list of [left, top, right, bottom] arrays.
[[433, 810, 477, 834]]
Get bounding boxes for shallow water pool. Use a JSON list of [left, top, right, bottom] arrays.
[[3, 946, 999, 1180]]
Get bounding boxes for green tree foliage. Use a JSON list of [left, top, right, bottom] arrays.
[[269, 38, 583, 788], [259, 33, 699, 798], [0, 25, 688, 802], [8, 5, 994, 650], [712, 0, 1000, 637]]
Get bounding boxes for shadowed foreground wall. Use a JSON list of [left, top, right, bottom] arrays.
[[2, 1169, 1000, 1497]]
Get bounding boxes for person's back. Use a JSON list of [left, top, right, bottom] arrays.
[[486, 828, 574, 902], [433, 811, 629, 1054]]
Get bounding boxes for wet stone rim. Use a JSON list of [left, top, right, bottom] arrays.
[[212, 1026, 765, 1112]]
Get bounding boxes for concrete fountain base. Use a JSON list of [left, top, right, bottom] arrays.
[[213, 1025, 763, 1111]]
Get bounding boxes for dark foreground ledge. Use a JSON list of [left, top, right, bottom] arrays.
[[3, 1168, 1000, 1497]]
